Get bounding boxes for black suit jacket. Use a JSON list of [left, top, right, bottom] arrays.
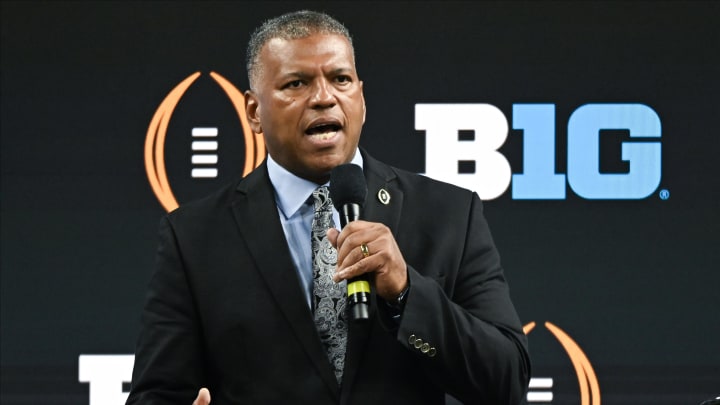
[[127, 151, 530, 405]]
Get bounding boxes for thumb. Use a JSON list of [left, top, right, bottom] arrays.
[[192, 388, 211, 405]]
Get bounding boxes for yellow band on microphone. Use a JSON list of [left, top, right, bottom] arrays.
[[347, 280, 371, 296]]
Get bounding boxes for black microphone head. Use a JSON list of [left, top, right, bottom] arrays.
[[329, 164, 367, 210]]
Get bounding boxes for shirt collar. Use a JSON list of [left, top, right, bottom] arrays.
[[267, 149, 364, 219]]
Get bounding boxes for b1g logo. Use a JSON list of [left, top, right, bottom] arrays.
[[416, 103, 662, 200]]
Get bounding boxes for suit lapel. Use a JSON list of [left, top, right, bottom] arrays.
[[362, 152, 404, 233], [231, 164, 340, 399], [341, 151, 405, 399]]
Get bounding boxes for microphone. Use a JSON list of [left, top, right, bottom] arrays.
[[329, 163, 370, 321]]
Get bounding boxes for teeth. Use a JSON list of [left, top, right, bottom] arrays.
[[310, 131, 337, 140]]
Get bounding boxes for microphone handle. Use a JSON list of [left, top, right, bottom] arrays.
[[340, 203, 370, 321], [339, 203, 361, 227]]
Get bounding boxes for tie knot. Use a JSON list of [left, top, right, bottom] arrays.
[[312, 186, 333, 213]]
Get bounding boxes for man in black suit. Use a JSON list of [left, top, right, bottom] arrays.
[[127, 10, 530, 405]]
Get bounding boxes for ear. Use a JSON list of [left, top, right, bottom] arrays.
[[244, 90, 262, 134], [360, 81, 366, 124]]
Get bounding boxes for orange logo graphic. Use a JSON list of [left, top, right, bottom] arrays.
[[144, 72, 265, 211], [524, 321, 601, 405]]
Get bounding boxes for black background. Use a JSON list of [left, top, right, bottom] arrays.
[[2, 1, 718, 404]]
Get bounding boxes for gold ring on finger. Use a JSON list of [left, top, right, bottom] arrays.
[[360, 243, 370, 258]]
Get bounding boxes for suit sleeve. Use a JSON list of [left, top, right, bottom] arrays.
[[126, 215, 206, 405], [392, 192, 531, 405]]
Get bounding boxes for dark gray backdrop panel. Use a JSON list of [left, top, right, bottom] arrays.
[[2, 1, 718, 404]]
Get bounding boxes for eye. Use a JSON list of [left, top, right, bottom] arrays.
[[283, 80, 303, 89], [335, 75, 352, 84]]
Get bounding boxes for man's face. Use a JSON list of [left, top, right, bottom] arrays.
[[246, 34, 366, 184]]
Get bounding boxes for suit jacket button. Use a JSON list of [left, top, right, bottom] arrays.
[[420, 343, 430, 353], [414, 338, 424, 349], [428, 347, 437, 357], [408, 335, 417, 345]]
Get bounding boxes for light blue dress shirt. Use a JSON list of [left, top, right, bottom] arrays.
[[266, 150, 364, 308]]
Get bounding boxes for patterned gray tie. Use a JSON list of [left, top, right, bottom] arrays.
[[311, 185, 347, 384]]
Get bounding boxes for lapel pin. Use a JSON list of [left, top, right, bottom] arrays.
[[377, 188, 391, 205]]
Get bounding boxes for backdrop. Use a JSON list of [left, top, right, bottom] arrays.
[[2, 1, 718, 404]]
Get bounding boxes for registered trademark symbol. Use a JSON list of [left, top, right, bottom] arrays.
[[659, 189, 670, 200]]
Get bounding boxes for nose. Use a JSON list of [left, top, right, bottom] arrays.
[[309, 78, 336, 109]]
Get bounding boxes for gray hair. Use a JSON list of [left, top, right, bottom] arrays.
[[246, 10, 354, 89]]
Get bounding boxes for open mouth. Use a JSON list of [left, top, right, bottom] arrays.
[[305, 123, 342, 136]]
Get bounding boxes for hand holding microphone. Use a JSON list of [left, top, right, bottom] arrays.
[[327, 164, 408, 321]]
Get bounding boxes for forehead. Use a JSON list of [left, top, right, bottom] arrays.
[[260, 34, 356, 72]]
